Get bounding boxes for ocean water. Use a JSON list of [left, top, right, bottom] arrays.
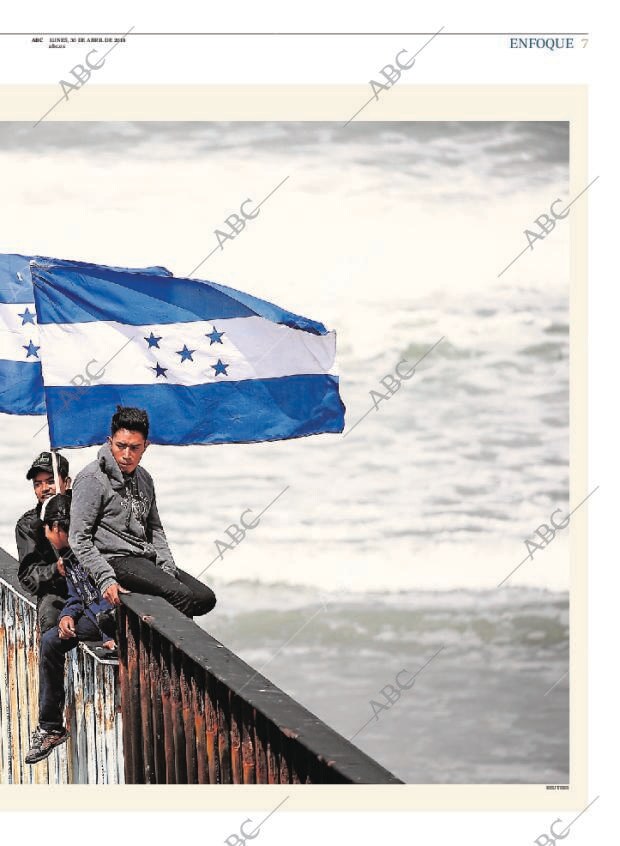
[[0, 121, 569, 782]]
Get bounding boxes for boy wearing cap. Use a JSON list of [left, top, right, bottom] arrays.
[[25, 492, 116, 765], [16, 451, 71, 633]]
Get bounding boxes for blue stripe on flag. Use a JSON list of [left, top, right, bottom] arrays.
[[31, 264, 328, 335], [208, 279, 328, 335], [0, 254, 32, 304], [0, 359, 46, 415], [1, 254, 172, 304], [44, 375, 345, 448]]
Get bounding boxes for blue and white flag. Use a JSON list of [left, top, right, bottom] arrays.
[[0, 254, 171, 416], [0, 254, 44, 415], [30, 262, 345, 447]]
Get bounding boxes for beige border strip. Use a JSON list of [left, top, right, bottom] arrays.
[[0, 84, 586, 812]]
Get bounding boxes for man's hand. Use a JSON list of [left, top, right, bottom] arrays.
[[56, 557, 66, 577], [103, 582, 131, 607], [58, 615, 76, 639]]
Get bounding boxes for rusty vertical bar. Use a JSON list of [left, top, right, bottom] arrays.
[[291, 761, 301, 784], [159, 635, 175, 783], [125, 610, 144, 783], [253, 710, 268, 785], [190, 665, 208, 784], [97, 661, 112, 786], [138, 622, 155, 783], [102, 662, 120, 785], [179, 658, 198, 783], [241, 700, 256, 784], [93, 661, 107, 783], [99, 662, 118, 784], [24, 608, 47, 784], [64, 650, 77, 784], [5, 593, 16, 783], [230, 692, 243, 784], [204, 673, 220, 784], [6, 592, 23, 784], [0, 589, 9, 783], [278, 734, 291, 785], [117, 606, 134, 783], [102, 660, 120, 785], [149, 630, 166, 783], [51, 742, 60, 784], [53, 672, 70, 784], [55, 729, 70, 784], [118, 607, 143, 783], [114, 677, 125, 784], [216, 681, 232, 784], [71, 648, 88, 783], [15, 602, 33, 784], [82, 651, 97, 784], [266, 721, 280, 784], [169, 644, 187, 784]]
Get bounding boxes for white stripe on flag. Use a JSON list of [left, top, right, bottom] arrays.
[[37, 316, 337, 386], [0, 302, 39, 359]]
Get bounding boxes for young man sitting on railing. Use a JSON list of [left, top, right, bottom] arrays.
[[16, 451, 72, 633], [25, 493, 117, 765], [69, 405, 216, 618]]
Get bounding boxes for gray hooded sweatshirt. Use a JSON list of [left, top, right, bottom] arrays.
[[69, 442, 177, 593]]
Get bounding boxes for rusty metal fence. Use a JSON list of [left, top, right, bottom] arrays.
[[119, 593, 402, 784], [2, 543, 401, 785], [0, 546, 123, 784]]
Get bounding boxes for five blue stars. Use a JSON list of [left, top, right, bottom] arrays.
[[142, 331, 228, 379], [23, 339, 40, 359], [206, 326, 224, 345], [151, 362, 168, 378], [176, 344, 196, 363], [211, 359, 229, 377], [144, 332, 162, 349], [18, 307, 36, 325]]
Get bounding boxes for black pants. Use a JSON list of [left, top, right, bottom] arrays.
[[110, 556, 216, 618], [39, 614, 101, 731], [37, 593, 67, 634]]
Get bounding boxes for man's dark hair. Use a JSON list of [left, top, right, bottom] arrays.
[[41, 493, 71, 533], [111, 406, 149, 440]]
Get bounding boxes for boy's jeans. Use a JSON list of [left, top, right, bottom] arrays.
[[38, 615, 101, 731]]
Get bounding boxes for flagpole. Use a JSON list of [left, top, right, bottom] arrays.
[[50, 446, 60, 492]]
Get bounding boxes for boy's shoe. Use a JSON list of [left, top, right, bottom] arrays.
[[25, 726, 68, 764]]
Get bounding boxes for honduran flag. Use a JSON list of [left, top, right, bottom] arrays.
[[30, 262, 346, 448], [0, 254, 171, 416]]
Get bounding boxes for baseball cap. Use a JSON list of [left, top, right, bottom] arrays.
[[26, 451, 69, 480]]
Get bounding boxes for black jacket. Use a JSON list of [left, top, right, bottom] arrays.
[[15, 504, 68, 599]]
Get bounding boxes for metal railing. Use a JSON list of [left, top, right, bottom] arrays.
[[0, 546, 123, 784], [2, 544, 402, 785], [119, 593, 402, 784]]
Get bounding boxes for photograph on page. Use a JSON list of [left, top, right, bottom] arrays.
[[0, 84, 586, 811]]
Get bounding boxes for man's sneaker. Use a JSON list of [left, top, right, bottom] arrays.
[[25, 726, 68, 764]]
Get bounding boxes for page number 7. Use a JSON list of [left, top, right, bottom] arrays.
[[581, 38, 589, 47]]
